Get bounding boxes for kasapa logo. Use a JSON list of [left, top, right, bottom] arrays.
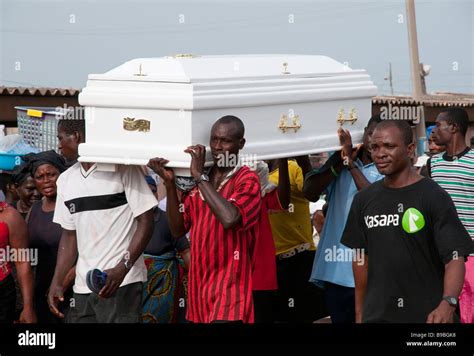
[[402, 208, 425, 233]]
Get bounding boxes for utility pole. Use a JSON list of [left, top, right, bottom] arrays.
[[384, 62, 394, 95], [406, 0, 427, 156]]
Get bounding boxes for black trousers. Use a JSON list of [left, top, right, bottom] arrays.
[[67, 282, 143, 323], [323, 281, 355, 323], [253, 290, 277, 323], [275, 250, 327, 323], [0, 274, 16, 323]]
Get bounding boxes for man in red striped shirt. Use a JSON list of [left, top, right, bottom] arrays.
[[148, 116, 261, 323]]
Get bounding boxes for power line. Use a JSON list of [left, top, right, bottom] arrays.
[[1, 3, 401, 36]]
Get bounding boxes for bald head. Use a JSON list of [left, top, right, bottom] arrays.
[[212, 115, 245, 140]]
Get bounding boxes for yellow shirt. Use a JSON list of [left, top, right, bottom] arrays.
[[268, 160, 315, 255]]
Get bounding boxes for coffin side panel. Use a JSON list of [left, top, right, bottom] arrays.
[[191, 98, 371, 163], [78, 107, 193, 167]]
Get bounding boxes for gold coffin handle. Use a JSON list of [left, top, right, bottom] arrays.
[[278, 114, 301, 133], [337, 108, 358, 126], [123, 117, 151, 132]]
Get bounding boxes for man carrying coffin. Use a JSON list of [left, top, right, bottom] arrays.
[[48, 144, 157, 322], [148, 115, 261, 323]]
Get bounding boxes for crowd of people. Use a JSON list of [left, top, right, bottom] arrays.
[[0, 107, 473, 324]]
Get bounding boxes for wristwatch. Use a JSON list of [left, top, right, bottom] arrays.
[[122, 254, 132, 271], [195, 173, 210, 185], [345, 159, 356, 170], [442, 296, 458, 307], [124, 259, 132, 271]]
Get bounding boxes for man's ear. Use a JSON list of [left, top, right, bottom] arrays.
[[239, 138, 246, 150], [407, 142, 416, 159], [450, 122, 459, 134], [74, 131, 86, 144], [72, 131, 80, 144]]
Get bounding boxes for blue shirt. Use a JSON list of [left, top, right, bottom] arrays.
[[308, 156, 383, 288]]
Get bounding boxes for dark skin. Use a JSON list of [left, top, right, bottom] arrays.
[[47, 163, 154, 317], [31, 164, 77, 314], [268, 155, 313, 178], [369, 126, 420, 188], [431, 113, 468, 157], [148, 184, 191, 272], [33, 164, 60, 213], [145, 160, 184, 237], [46, 229, 77, 319], [265, 158, 291, 209], [353, 125, 464, 323], [15, 177, 41, 214], [303, 122, 378, 202], [313, 210, 325, 234], [54, 124, 85, 299], [99, 208, 153, 298], [57, 126, 83, 163], [148, 121, 249, 235], [6, 182, 19, 204], [1, 206, 37, 323], [352, 258, 367, 324], [428, 133, 446, 156], [180, 248, 191, 272]]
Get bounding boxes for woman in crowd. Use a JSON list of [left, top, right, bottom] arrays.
[[24, 151, 73, 323], [11, 163, 41, 219], [0, 200, 36, 323], [142, 175, 190, 323]]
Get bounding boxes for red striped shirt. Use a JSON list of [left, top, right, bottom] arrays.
[[182, 166, 261, 323]]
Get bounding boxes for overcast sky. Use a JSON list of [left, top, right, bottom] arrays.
[[0, 0, 472, 95]]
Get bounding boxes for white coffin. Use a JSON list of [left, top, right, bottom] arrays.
[[78, 54, 377, 175]]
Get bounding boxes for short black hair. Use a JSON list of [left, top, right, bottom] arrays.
[[213, 115, 245, 139], [57, 118, 85, 139], [439, 108, 469, 136], [367, 114, 382, 128], [375, 120, 413, 146]]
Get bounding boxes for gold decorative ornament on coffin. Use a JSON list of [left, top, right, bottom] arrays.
[[172, 53, 200, 58], [133, 64, 147, 77], [278, 114, 301, 133], [282, 62, 290, 74], [336, 108, 358, 126], [123, 117, 151, 132]]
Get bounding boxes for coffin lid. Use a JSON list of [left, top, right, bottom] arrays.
[[87, 54, 365, 83]]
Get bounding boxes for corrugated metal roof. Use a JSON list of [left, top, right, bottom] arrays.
[[373, 93, 474, 107], [0, 86, 79, 97]]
